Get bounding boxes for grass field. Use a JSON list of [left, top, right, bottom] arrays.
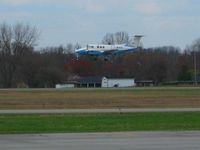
[[1, 87, 200, 134], [1, 112, 200, 134], [0, 87, 200, 109]]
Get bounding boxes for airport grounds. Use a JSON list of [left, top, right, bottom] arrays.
[[1, 86, 200, 134]]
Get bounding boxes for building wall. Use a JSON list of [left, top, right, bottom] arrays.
[[55, 84, 75, 89], [102, 77, 135, 88], [56, 77, 135, 88], [102, 77, 108, 87]]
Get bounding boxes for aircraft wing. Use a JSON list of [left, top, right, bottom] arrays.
[[102, 48, 136, 56], [102, 50, 118, 55]]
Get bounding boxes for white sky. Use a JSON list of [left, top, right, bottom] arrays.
[[0, 0, 200, 49]]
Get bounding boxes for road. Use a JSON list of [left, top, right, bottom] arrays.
[[1, 108, 200, 114], [0, 132, 200, 150]]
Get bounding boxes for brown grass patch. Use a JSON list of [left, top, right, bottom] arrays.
[[0, 88, 200, 109]]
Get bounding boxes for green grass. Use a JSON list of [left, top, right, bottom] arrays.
[[1, 112, 200, 134]]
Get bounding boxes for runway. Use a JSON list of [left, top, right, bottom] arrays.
[[1, 131, 200, 150], [1, 108, 200, 114]]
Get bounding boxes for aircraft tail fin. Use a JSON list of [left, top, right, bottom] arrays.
[[133, 35, 143, 48]]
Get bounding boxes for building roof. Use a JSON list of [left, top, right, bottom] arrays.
[[67, 76, 135, 84], [77, 76, 103, 84]]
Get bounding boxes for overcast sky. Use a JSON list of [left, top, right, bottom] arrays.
[[0, 0, 199, 49]]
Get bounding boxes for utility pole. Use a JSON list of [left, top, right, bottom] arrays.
[[194, 47, 198, 86]]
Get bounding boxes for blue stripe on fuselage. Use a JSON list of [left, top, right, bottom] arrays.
[[76, 48, 137, 56], [76, 50, 102, 56]]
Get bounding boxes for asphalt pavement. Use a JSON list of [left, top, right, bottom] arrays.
[[1, 108, 200, 114], [0, 131, 200, 150]]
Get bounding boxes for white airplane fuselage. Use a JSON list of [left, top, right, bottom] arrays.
[[75, 35, 143, 56], [75, 44, 135, 56]]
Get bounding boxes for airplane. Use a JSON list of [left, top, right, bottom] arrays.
[[75, 35, 143, 58]]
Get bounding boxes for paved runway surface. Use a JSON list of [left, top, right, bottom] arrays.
[[0, 131, 200, 150], [1, 108, 200, 114]]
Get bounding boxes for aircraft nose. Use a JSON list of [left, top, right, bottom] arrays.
[[75, 49, 81, 52]]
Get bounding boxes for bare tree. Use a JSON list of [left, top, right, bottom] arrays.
[[191, 38, 200, 52], [66, 43, 74, 53], [0, 23, 14, 87], [74, 42, 81, 49], [102, 33, 114, 45], [12, 23, 39, 56], [0, 22, 39, 87], [0, 23, 12, 55], [0, 22, 39, 56], [102, 31, 130, 45], [114, 31, 129, 44], [188, 38, 200, 83]]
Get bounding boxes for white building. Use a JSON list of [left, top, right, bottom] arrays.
[[55, 83, 75, 89], [102, 77, 135, 88], [56, 76, 136, 88]]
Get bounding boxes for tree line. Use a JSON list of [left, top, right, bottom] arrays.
[[0, 23, 199, 88]]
